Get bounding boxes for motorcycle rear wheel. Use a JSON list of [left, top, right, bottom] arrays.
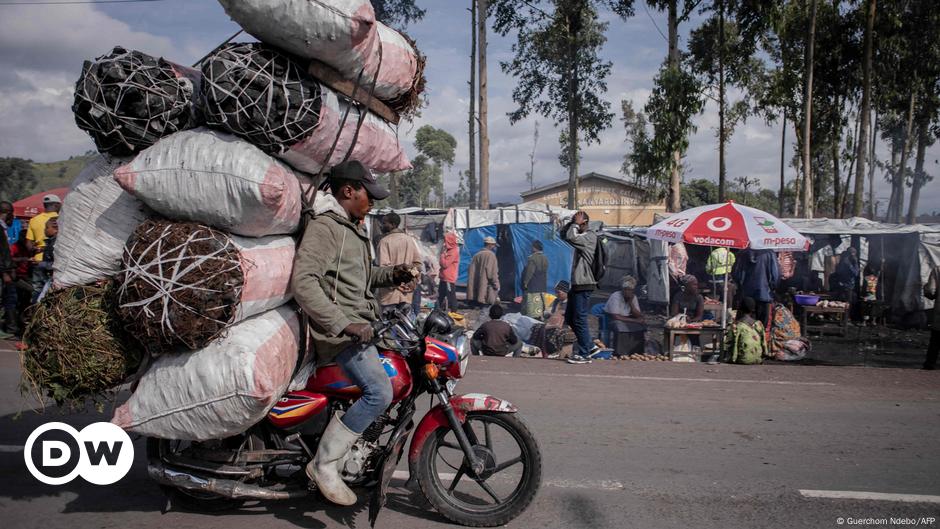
[[416, 412, 541, 527], [146, 438, 247, 512]]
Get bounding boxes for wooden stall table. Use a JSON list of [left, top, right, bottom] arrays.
[[800, 305, 849, 336], [663, 326, 723, 360]]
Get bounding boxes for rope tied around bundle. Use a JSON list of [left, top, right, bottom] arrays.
[[201, 43, 323, 156], [72, 46, 200, 156], [117, 220, 248, 353]]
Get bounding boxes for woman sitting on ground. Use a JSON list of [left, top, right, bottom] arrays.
[[724, 297, 767, 365]]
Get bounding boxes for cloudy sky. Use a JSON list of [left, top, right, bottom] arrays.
[[0, 0, 937, 215]]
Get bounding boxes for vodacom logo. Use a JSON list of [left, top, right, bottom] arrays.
[[706, 217, 732, 232]]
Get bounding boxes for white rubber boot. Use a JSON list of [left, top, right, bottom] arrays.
[[306, 414, 359, 506]]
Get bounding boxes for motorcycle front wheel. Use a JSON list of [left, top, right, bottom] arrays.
[[415, 411, 541, 527]]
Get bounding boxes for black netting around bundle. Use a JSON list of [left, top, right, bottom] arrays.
[[201, 43, 323, 155], [72, 46, 200, 156]]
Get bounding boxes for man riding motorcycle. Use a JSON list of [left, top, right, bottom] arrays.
[[292, 160, 414, 505]]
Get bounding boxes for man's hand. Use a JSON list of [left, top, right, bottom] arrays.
[[343, 323, 374, 343], [2, 273, 11, 285], [573, 211, 588, 226], [392, 264, 417, 286]]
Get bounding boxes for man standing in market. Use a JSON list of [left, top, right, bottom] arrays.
[[562, 211, 598, 364], [376, 212, 422, 311], [521, 240, 549, 319], [26, 195, 60, 298], [292, 160, 415, 506], [467, 236, 500, 307]]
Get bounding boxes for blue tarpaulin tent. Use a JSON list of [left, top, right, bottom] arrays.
[[458, 223, 572, 297]]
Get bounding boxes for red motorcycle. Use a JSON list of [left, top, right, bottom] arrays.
[[146, 308, 542, 527]]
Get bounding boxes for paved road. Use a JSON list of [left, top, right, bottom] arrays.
[[1, 343, 938, 529]]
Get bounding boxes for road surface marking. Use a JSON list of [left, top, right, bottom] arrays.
[[800, 490, 940, 504], [476, 370, 836, 386], [390, 470, 624, 490], [0, 444, 23, 453]]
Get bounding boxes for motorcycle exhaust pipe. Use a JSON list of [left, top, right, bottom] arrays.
[[148, 462, 308, 501]]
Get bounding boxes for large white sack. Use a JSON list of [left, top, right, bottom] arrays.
[[279, 85, 411, 174], [113, 129, 311, 237], [217, 0, 420, 102], [52, 155, 151, 288], [112, 305, 300, 440], [233, 234, 296, 320]]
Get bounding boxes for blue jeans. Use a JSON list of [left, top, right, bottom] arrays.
[[565, 290, 593, 356], [334, 343, 393, 434]]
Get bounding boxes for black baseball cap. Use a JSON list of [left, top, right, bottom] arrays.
[[329, 160, 389, 200]]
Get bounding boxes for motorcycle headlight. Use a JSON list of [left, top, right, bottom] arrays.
[[455, 333, 471, 378]]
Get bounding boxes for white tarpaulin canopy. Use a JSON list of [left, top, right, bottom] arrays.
[[444, 203, 577, 231]]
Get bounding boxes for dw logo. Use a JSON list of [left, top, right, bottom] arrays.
[[24, 422, 134, 486]]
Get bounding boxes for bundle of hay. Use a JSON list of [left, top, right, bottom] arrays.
[[73, 46, 201, 156], [20, 284, 143, 409], [202, 43, 323, 155], [116, 220, 294, 353]]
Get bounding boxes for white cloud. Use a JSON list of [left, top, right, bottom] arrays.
[[0, 4, 217, 161]]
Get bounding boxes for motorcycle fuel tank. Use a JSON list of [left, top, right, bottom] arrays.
[[306, 351, 413, 402], [267, 390, 329, 429]]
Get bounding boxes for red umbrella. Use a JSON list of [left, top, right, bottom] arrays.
[[12, 187, 68, 219]]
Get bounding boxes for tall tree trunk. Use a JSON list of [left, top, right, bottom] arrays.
[[832, 137, 841, 218], [853, 0, 876, 217], [477, 0, 490, 208], [566, 9, 580, 209], [890, 90, 916, 223], [905, 120, 928, 224], [667, 0, 682, 212], [718, 0, 727, 203], [779, 114, 787, 217], [793, 121, 803, 217], [867, 110, 877, 218], [801, 0, 818, 218], [468, 0, 477, 208], [841, 107, 861, 217], [886, 140, 899, 220]]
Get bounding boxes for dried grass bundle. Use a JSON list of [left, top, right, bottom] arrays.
[[20, 283, 142, 409]]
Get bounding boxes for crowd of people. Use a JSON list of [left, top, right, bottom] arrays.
[[0, 195, 61, 339]]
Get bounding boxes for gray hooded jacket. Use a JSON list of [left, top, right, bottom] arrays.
[[292, 193, 395, 364]]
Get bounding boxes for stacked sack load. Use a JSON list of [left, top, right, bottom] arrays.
[[22, 0, 422, 439]]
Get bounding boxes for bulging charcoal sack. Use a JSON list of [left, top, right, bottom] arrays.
[[216, 0, 425, 114], [201, 43, 411, 174], [112, 305, 301, 440], [201, 43, 323, 155], [113, 128, 310, 237], [73, 46, 201, 156], [116, 220, 295, 353], [53, 155, 152, 289]]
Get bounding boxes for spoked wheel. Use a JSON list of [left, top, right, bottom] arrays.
[[147, 438, 246, 512], [416, 412, 542, 527]]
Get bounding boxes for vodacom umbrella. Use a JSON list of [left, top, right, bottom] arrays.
[[646, 202, 809, 333], [646, 201, 809, 251]]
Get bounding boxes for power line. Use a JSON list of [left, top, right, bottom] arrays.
[[642, 2, 668, 42], [0, 0, 164, 5]]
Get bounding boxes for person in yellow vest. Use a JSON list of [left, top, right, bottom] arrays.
[[706, 246, 735, 302], [26, 195, 61, 298]]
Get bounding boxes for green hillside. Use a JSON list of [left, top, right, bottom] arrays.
[[27, 153, 98, 197]]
